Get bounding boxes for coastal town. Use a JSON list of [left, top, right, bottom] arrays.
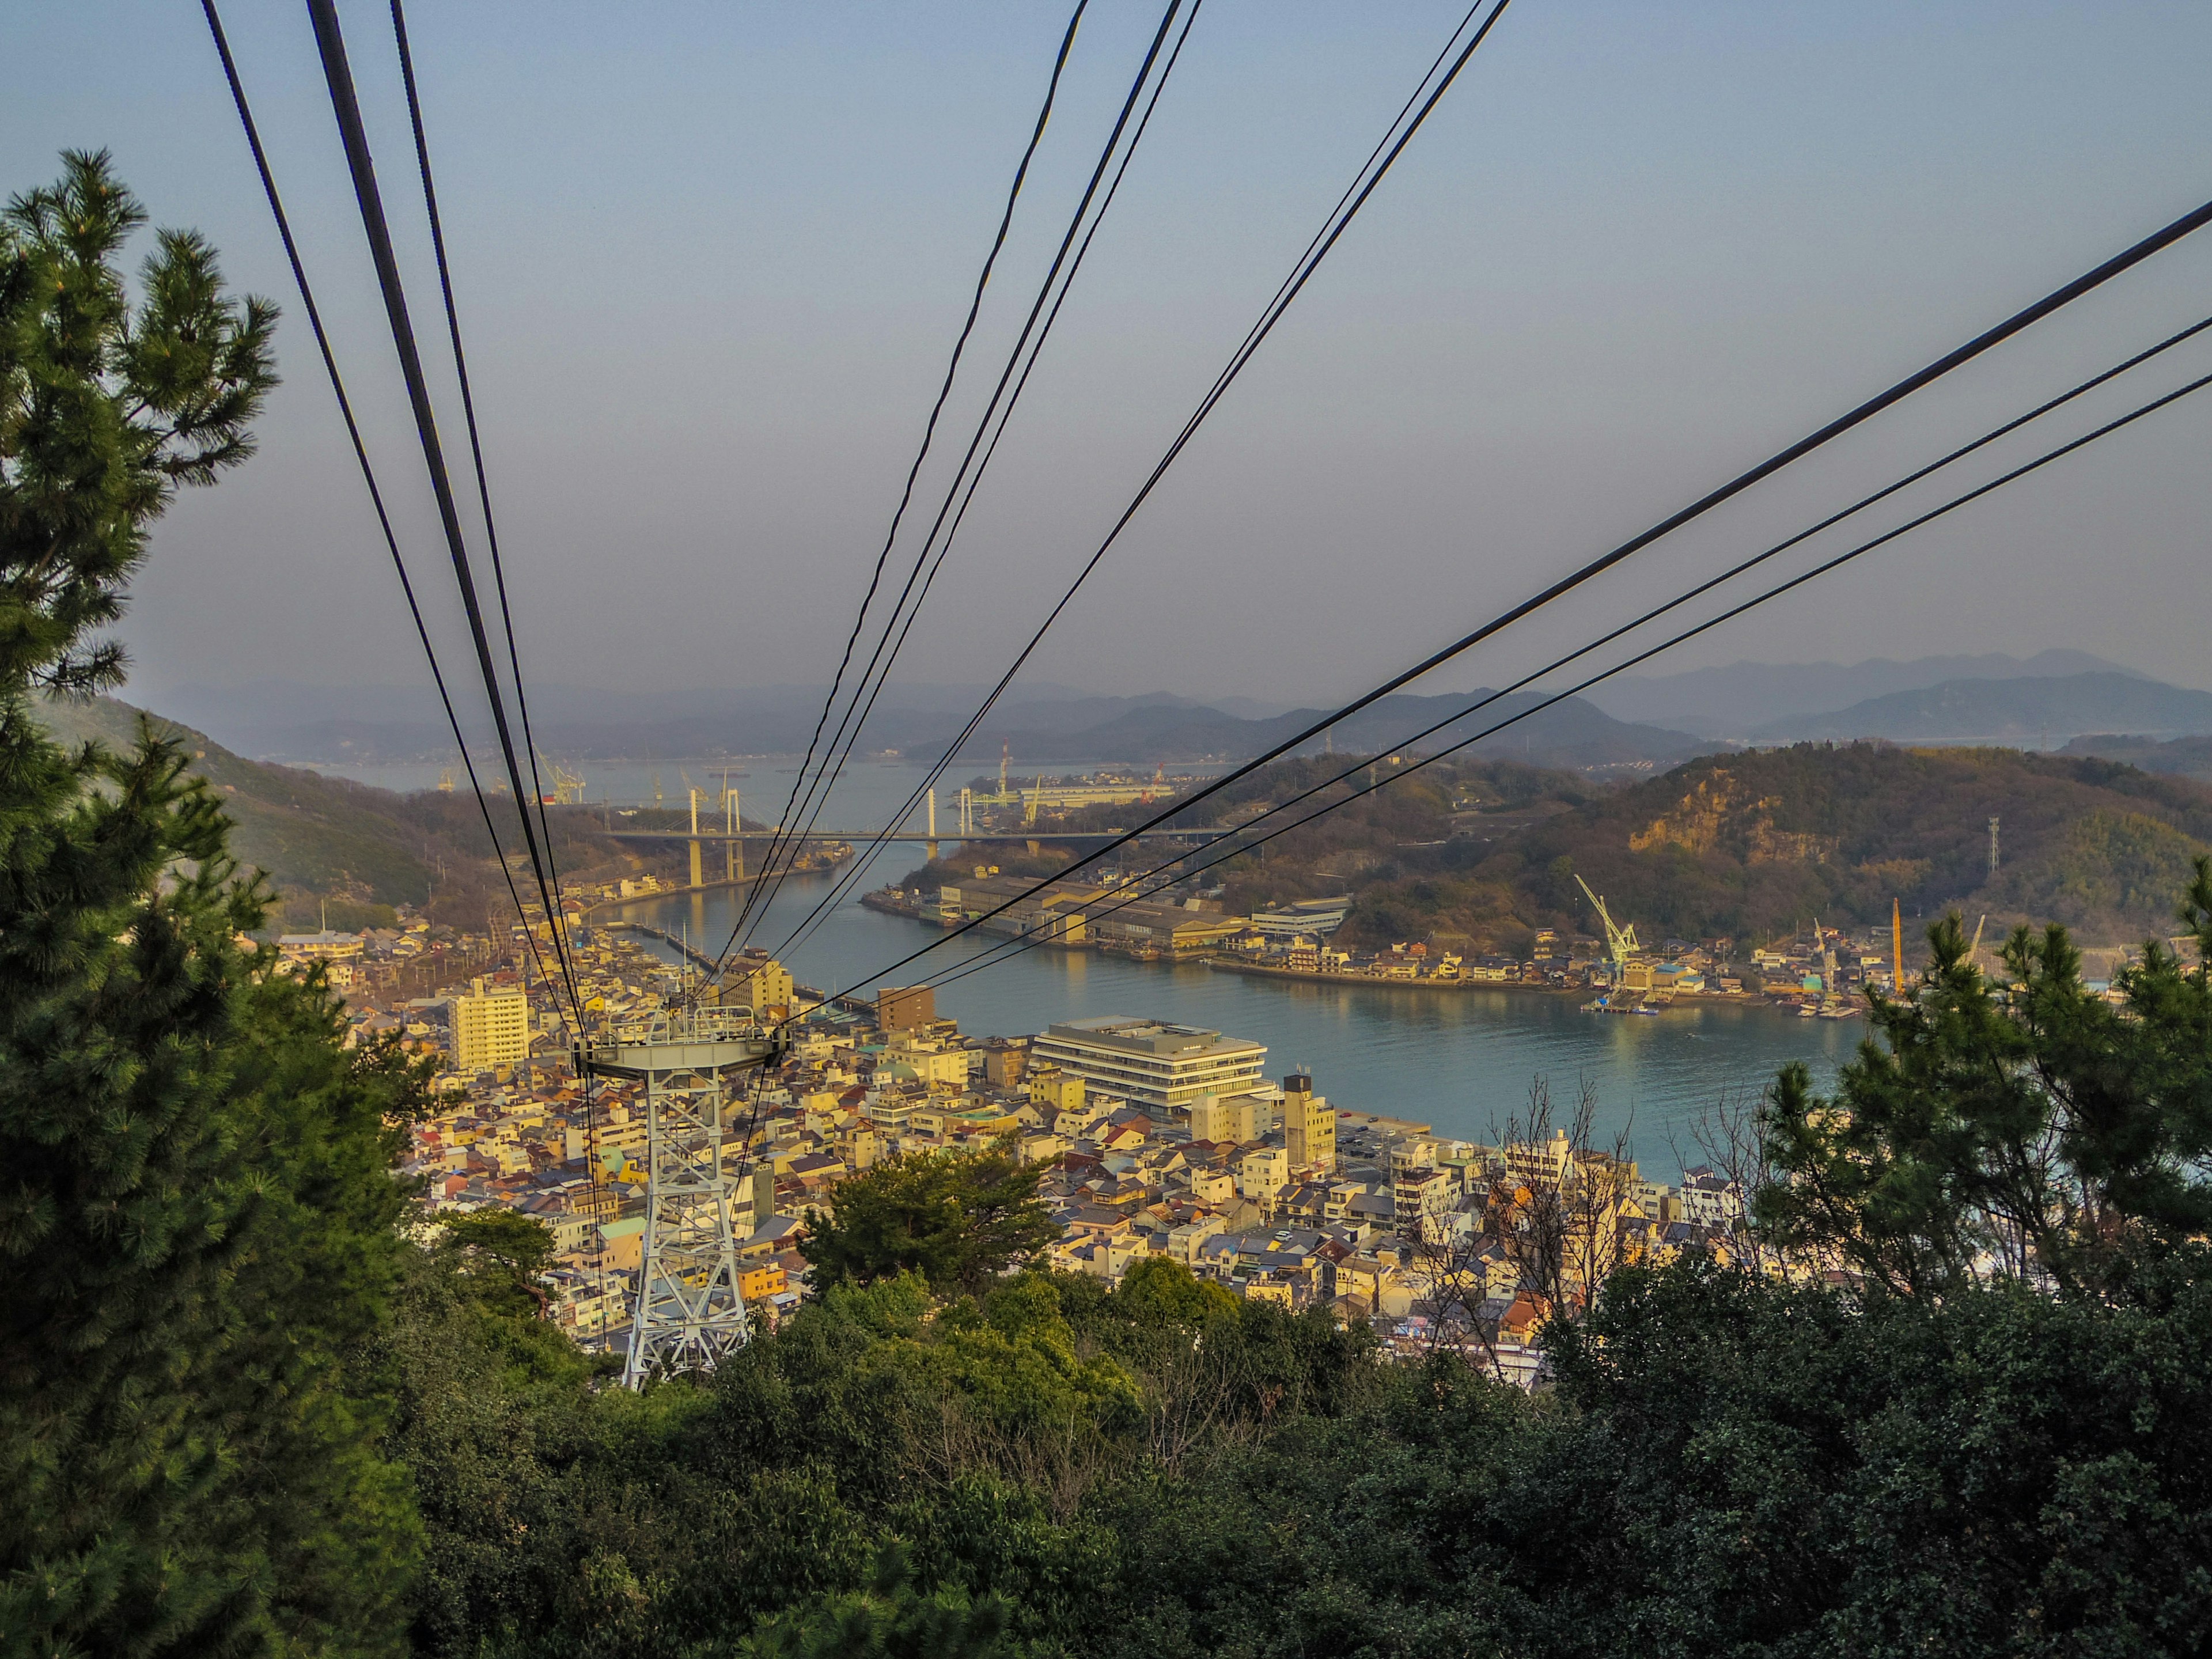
[[865, 862, 1921, 1017], [283, 881, 1756, 1381]]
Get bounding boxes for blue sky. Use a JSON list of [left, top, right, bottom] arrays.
[[7, 1, 2210, 711]]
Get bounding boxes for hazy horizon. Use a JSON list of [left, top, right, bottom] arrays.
[[8, 1, 2209, 721]]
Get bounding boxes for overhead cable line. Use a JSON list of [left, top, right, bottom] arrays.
[[923, 304, 2212, 961], [749, 0, 1509, 972], [199, 0, 556, 998], [725, 0, 1191, 968], [905, 358, 2212, 999], [722, 0, 1203, 968], [305, 0, 583, 1018], [389, 0, 571, 933], [725, 0, 1091, 955], [815, 188, 2212, 997]]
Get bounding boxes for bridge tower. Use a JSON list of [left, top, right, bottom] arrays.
[[587, 1006, 783, 1386]]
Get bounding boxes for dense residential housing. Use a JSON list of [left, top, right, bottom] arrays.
[[297, 884, 1749, 1381]]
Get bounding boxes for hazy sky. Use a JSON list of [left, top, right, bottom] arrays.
[[9, 1, 2211, 717]]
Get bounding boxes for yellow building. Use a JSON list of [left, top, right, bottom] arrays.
[[1188, 1092, 1260, 1144], [452, 978, 530, 1071], [1028, 1067, 1086, 1116], [734, 956, 794, 1016], [739, 1262, 787, 1301], [1282, 1073, 1336, 1173]]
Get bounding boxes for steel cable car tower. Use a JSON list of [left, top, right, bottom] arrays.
[[586, 1003, 783, 1385]]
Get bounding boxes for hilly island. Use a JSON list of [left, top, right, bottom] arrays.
[[906, 742, 2212, 962]]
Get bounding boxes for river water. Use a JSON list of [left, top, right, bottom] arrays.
[[304, 753, 1860, 1178], [616, 873, 1859, 1182]]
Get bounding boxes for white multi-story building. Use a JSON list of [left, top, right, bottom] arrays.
[[1246, 897, 1353, 938], [1030, 1016, 1267, 1114], [452, 978, 531, 1071]]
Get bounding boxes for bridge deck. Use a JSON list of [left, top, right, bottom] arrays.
[[602, 827, 1222, 843]]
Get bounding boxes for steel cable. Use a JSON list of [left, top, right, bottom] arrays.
[[728, 0, 1207, 972], [725, 0, 1196, 971], [812, 188, 2212, 999], [725, 1, 1092, 956], [199, 0, 558, 998], [911, 305, 2212, 980], [306, 0, 583, 1021], [751, 0, 1510, 975], [904, 361, 2212, 1001], [389, 0, 575, 974]]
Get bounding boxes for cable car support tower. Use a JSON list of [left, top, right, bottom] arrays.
[[585, 1005, 785, 1387]]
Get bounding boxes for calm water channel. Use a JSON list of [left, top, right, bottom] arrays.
[[616, 871, 1859, 1183], [306, 753, 1861, 1179]]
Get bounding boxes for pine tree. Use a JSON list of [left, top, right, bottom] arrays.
[[0, 152, 423, 1656]]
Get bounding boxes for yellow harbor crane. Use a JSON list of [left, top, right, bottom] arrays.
[[1575, 874, 1642, 975], [1574, 874, 1658, 1015]]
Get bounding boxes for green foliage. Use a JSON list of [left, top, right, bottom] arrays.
[[1757, 862, 2212, 1296], [440, 1210, 558, 1317], [2, 150, 275, 692], [738, 1545, 1021, 1659], [0, 151, 435, 1656], [802, 1136, 1058, 1297], [1086, 1263, 2212, 1659]]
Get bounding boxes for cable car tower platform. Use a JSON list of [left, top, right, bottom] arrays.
[[585, 1005, 784, 1387]]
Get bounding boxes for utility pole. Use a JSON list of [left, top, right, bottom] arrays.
[[1988, 816, 2001, 877]]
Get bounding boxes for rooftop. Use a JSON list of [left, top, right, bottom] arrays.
[[1042, 1016, 1263, 1058]]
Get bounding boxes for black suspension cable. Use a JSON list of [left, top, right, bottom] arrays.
[[753, 0, 1506, 970], [732, 0, 1090, 953], [389, 0, 573, 955], [729, 0, 1202, 968], [306, 0, 582, 1020], [199, 0, 556, 995], [911, 361, 2212, 999], [940, 305, 2212, 945], [816, 186, 2212, 995], [729, 0, 1187, 966]]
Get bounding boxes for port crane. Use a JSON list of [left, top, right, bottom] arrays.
[[1575, 874, 1641, 975]]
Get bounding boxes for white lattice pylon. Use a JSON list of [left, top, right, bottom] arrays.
[[590, 1008, 778, 1387]]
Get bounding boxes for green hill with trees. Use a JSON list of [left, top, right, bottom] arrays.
[[32, 693, 624, 933], [1162, 744, 2212, 955]]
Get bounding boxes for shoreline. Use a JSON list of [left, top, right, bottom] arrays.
[[1209, 957, 1856, 1018], [855, 890, 1859, 1021]]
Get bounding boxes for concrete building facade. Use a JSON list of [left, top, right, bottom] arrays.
[[452, 978, 530, 1071], [1029, 1016, 1266, 1114]]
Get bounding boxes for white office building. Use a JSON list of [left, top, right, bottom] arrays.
[[1029, 1016, 1267, 1114], [1247, 896, 1353, 938]]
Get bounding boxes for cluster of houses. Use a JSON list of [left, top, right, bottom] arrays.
[[293, 896, 1751, 1373]]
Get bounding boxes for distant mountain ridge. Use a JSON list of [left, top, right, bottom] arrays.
[[1747, 673, 2212, 745], [177, 677, 1710, 775], [1587, 650, 2147, 734], [972, 690, 1711, 770], [29, 695, 613, 930]]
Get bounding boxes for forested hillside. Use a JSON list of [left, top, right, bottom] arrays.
[[33, 695, 622, 931], [1137, 744, 2212, 952]]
